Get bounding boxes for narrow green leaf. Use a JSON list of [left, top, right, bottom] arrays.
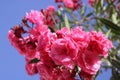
[[80, 6, 86, 16], [111, 67, 120, 80], [50, 12, 58, 28], [111, 59, 120, 70], [64, 14, 70, 33], [85, 12, 93, 18], [112, 13, 117, 24], [105, 29, 111, 38], [98, 18, 120, 34], [55, 10, 63, 21], [66, 8, 72, 13]]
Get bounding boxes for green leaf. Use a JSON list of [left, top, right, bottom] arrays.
[[55, 10, 63, 21], [29, 58, 40, 64], [65, 8, 72, 13], [80, 6, 86, 16], [85, 12, 93, 18], [105, 29, 111, 38], [111, 67, 120, 80], [111, 59, 120, 70], [98, 18, 120, 34], [112, 13, 117, 24], [64, 14, 70, 33]]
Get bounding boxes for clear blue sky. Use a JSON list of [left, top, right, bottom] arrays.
[[0, 0, 111, 80]]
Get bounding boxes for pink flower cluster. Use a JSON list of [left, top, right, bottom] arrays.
[[55, 0, 83, 10], [41, 6, 58, 27], [26, 6, 57, 27], [8, 9, 113, 80]]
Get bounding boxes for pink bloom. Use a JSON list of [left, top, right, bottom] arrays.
[[76, 50, 102, 75], [29, 24, 49, 40], [47, 6, 55, 14], [8, 30, 26, 55], [50, 37, 78, 69], [63, 0, 74, 9], [35, 24, 57, 63], [88, 31, 113, 58], [25, 58, 38, 75], [56, 0, 83, 10], [36, 28, 57, 55], [70, 27, 90, 53], [22, 36, 37, 58], [8, 28, 38, 58], [8, 30, 36, 58], [37, 61, 74, 80], [88, 0, 94, 6], [73, 29, 113, 78], [41, 6, 57, 27], [26, 63, 37, 75], [26, 10, 44, 24], [56, 27, 70, 38]]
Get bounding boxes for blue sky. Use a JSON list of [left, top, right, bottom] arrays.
[[0, 0, 111, 80]]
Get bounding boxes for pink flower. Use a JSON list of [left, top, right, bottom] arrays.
[[88, 31, 113, 58], [56, 0, 83, 10], [74, 29, 113, 78], [8, 27, 38, 58], [50, 37, 78, 69], [8, 21, 113, 80], [76, 50, 102, 75], [36, 29, 57, 58], [70, 27, 90, 47], [41, 6, 57, 27], [26, 63, 38, 75], [47, 6, 56, 14], [8, 30, 27, 55], [63, 0, 74, 9], [26, 10, 44, 24], [25, 58, 38, 75], [88, 0, 94, 6], [56, 27, 70, 38], [37, 61, 74, 80], [29, 24, 49, 40]]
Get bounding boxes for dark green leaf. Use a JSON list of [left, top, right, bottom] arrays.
[[98, 18, 120, 34], [111, 67, 120, 80], [85, 12, 93, 18], [29, 58, 40, 64], [111, 59, 120, 70], [55, 10, 64, 21]]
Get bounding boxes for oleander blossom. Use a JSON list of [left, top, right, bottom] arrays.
[[8, 24, 113, 80], [50, 37, 78, 70], [63, 0, 74, 9], [55, 0, 83, 10], [26, 10, 44, 24], [41, 6, 58, 27], [8, 4, 113, 80]]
